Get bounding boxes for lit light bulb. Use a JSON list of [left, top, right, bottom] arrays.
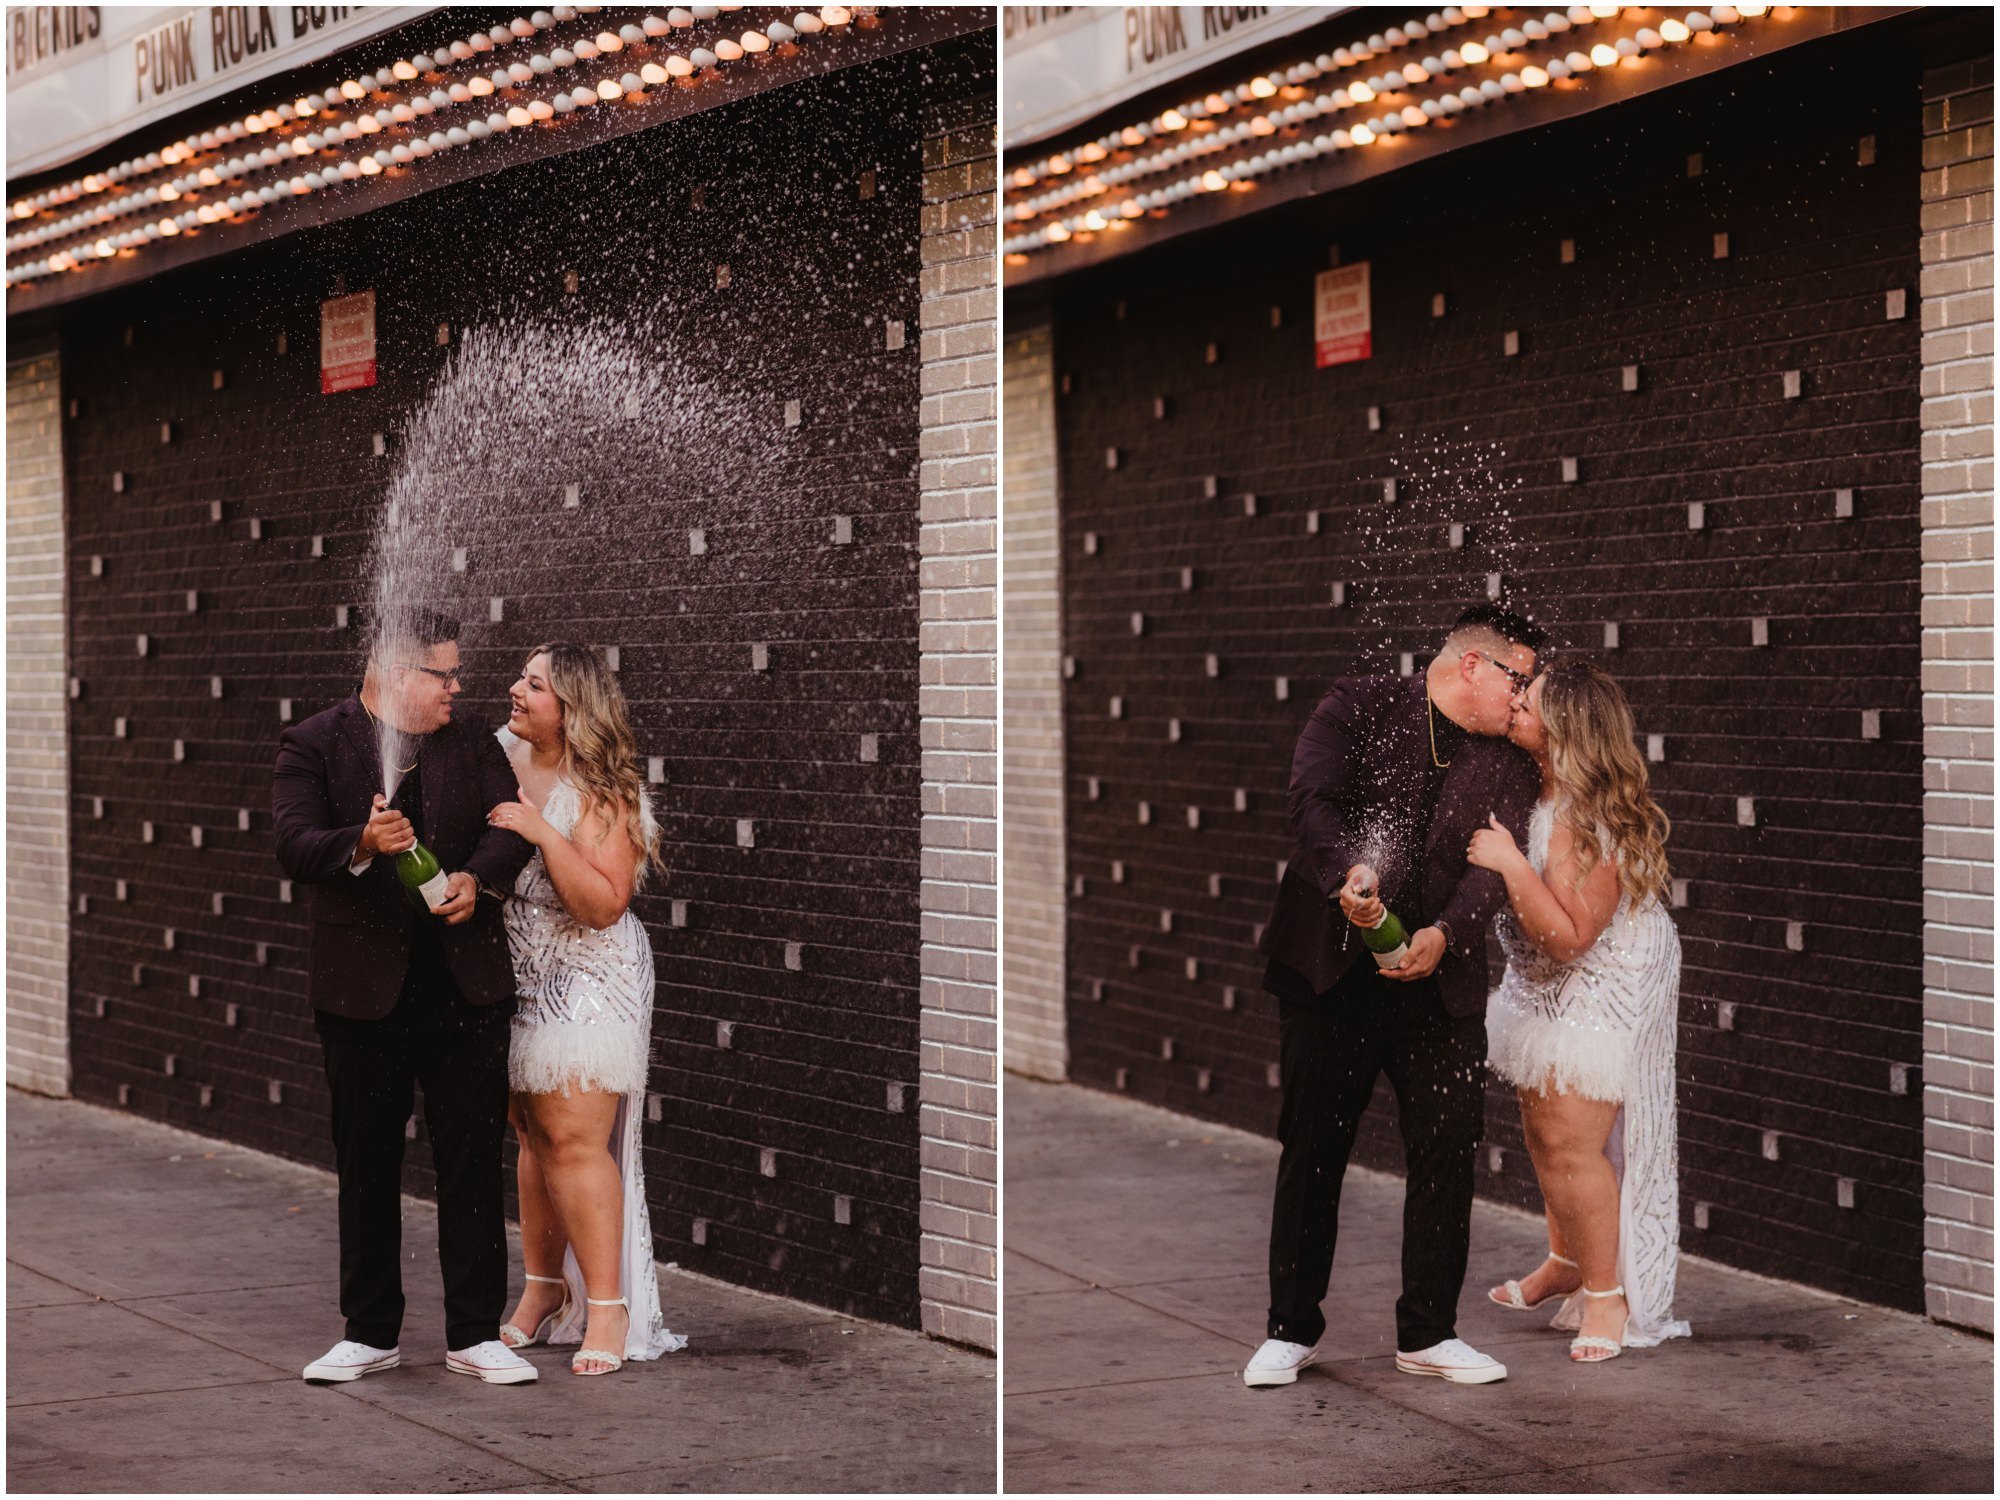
[[1660, 17, 1689, 40], [715, 38, 743, 59], [1351, 123, 1376, 144], [597, 77, 622, 99], [1082, 210, 1108, 230], [597, 30, 622, 50], [1591, 42, 1618, 65], [1201, 169, 1227, 190], [359, 158, 382, 175], [1400, 104, 1427, 126], [341, 79, 365, 99], [1590, 3, 1619, 15], [1350, 81, 1375, 103], [1250, 75, 1277, 97], [667, 53, 694, 74], [507, 105, 534, 126], [1045, 222, 1071, 242], [531, 98, 557, 119], [1737, 2, 1767, 13], [1686, 12, 1715, 32], [641, 61, 670, 83], [742, 30, 770, 52], [392, 59, 418, 80], [1402, 62, 1427, 83]]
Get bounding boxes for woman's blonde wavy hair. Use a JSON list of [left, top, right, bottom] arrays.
[[528, 642, 664, 883], [1538, 658, 1671, 908]]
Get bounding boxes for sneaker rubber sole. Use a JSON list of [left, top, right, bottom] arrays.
[[1395, 1353, 1507, 1384], [1243, 1350, 1316, 1388], [303, 1352, 400, 1383], [445, 1351, 540, 1384]]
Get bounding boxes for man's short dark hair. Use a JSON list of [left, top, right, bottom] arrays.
[[1447, 603, 1547, 655], [369, 606, 460, 666]]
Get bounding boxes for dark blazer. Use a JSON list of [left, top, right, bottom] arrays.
[[272, 694, 534, 1019], [1259, 675, 1541, 1018]]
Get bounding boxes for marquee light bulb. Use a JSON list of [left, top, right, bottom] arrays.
[[1660, 17, 1689, 40], [641, 61, 670, 83], [1400, 105, 1427, 126], [1160, 108, 1188, 130], [821, 5, 852, 24], [742, 30, 770, 52], [597, 31, 623, 50], [1590, 2, 1619, 15], [1349, 81, 1375, 103], [667, 53, 694, 74], [507, 105, 534, 126], [1737, 2, 1767, 13], [1045, 222, 1070, 241], [715, 38, 742, 58], [796, 12, 824, 33], [1200, 169, 1227, 190], [1250, 76, 1277, 97], [392, 59, 419, 80], [470, 76, 495, 96], [340, 80, 365, 99], [597, 77, 623, 98], [1592, 42, 1619, 65], [358, 158, 381, 175]]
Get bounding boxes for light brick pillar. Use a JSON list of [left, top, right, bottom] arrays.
[[916, 90, 998, 1351], [7, 326, 71, 1098], [1918, 53, 1994, 1335], [1002, 313, 1067, 1081]]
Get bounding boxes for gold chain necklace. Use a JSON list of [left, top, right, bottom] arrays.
[[1427, 689, 1452, 769], [362, 701, 420, 775]]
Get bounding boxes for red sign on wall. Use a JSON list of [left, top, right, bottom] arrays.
[[1314, 262, 1372, 368], [321, 289, 377, 393]]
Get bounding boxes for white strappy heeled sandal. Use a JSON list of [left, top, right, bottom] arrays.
[[1488, 1252, 1579, 1311], [571, 1296, 629, 1376], [1569, 1284, 1629, 1363], [500, 1272, 571, 1350]]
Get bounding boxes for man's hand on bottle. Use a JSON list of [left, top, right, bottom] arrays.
[[1338, 864, 1383, 929], [1380, 926, 1446, 981], [433, 871, 479, 925], [358, 794, 416, 859]]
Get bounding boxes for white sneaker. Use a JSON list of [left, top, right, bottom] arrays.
[[1396, 1337, 1507, 1384], [303, 1339, 400, 1383], [1243, 1337, 1318, 1387], [445, 1338, 540, 1384]]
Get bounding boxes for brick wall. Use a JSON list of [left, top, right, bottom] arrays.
[[916, 51, 1000, 1351], [7, 326, 71, 1098], [58, 50, 962, 1327], [1918, 52, 1994, 1335], [1049, 44, 1931, 1309], [1001, 312, 1067, 1082]]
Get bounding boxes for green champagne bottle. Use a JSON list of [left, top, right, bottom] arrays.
[[1357, 897, 1410, 969], [395, 840, 451, 913]]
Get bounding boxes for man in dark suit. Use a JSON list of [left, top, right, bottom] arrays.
[[1244, 604, 1545, 1388], [273, 609, 538, 1386]]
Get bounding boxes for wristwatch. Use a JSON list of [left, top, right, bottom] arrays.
[[1431, 918, 1456, 952]]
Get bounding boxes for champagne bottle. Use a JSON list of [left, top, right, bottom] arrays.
[[1354, 884, 1410, 968], [395, 840, 451, 913]]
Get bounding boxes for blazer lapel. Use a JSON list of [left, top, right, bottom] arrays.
[[338, 694, 383, 809], [419, 725, 445, 844]]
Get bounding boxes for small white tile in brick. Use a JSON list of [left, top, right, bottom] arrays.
[[333, 604, 349, 629], [437, 322, 451, 345], [1306, 510, 1320, 534], [1762, 1130, 1781, 1162], [1431, 292, 1448, 318], [1717, 1001, 1736, 1031], [112, 471, 125, 494], [1274, 676, 1290, 701], [834, 1194, 853, 1225], [1205, 341, 1220, 364], [886, 1082, 906, 1113], [1688, 502, 1706, 530], [1203, 475, 1219, 498], [275, 333, 288, 354], [1695, 1200, 1712, 1229], [1782, 369, 1802, 399], [885, 318, 904, 350], [1130, 612, 1145, 636], [1205, 653, 1220, 678], [115, 717, 129, 738], [488, 597, 503, 623], [1488, 1146, 1504, 1172], [1503, 330, 1520, 357], [226, 1003, 240, 1025], [1561, 237, 1576, 263], [1154, 396, 1169, 420], [624, 391, 643, 418], [1105, 446, 1120, 470], [1242, 493, 1259, 518], [1116, 1067, 1130, 1090], [859, 734, 879, 762], [1400, 653, 1415, 677], [1063, 656, 1077, 679], [1857, 134, 1876, 166], [173, 739, 185, 763], [93, 798, 105, 820], [1109, 695, 1123, 719], [1886, 287, 1906, 320], [1837, 1178, 1856, 1209], [1136, 801, 1151, 825], [1223, 985, 1237, 1010], [1712, 231, 1729, 258], [1623, 364, 1641, 392], [1449, 522, 1466, 549], [450, 546, 468, 573], [690, 1217, 707, 1245], [1890, 1064, 1910, 1096], [1382, 477, 1397, 503], [1087, 777, 1102, 801], [564, 269, 581, 293], [160, 422, 173, 444], [783, 399, 800, 428], [1786, 921, 1805, 952], [736, 819, 755, 848], [716, 1020, 734, 1049], [1561, 457, 1578, 483], [1267, 1062, 1281, 1088], [784, 941, 802, 971], [1233, 789, 1248, 813], [689, 527, 707, 555], [671, 899, 688, 928], [1167, 718, 1182, 743], [371, 432, 386, 456], [1648, 734, 1666, 762], [716, 263, 731, 289], [1486, 572, 1503, 601], [279, 699, 293, 722], [247, 518, 262, 540], [759, 1148, 777, 1177], [90, 555, 103, 576], [279, 880, 293, 902], [1834, 488, 1854, 518], [1861, 710, 1882, 741], [648, 756, 666, 784], [212, 368, 227, 389], [751, 643, 769, 671], [68, 677, 81, 700], [1331, 581, 1347, 607], [833, 515, 854, 545], [310, 535, 324, 557], [1751, 616, 1770, 646], [254, 942, 267, 966], [268, 1080, 283, 1105], [190, 826, 202, 848], [1184, 802, 1197, 826], [1083, 531, 1098, 555], [135, 633, 149, 657], [1181, 566, 1196, 591], [1367, 405, 1382, 431], [1737, 797, 1757, 827], [1160, 1036, 1175, 1060], [1603, 622, 1621, 649]]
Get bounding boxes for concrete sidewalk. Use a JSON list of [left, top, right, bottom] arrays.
[[1004, 1077, 1993, 1495], [7, 1090, 994, 1494]]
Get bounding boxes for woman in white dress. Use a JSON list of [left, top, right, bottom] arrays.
[[485, 643, 686, 1374], [1467, 659, 1689, 1363]]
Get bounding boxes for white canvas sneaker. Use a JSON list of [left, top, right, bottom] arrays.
[[302, 1339, 400, 1383], [446, 1338, 541, 1384], [1395, 1337, 1507, 1384], [1243, 1337, 1319, 1387]]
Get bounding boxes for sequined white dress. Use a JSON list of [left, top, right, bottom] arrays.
[[1487, 799, 1691, 1349], [497, 726, 686, 1361]]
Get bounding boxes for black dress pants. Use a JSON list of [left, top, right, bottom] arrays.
[[1264, 959, 1488, 1353], [319, 999, 512, 1351]]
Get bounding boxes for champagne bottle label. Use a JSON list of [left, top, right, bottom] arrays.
[[1362, 907, 1410, 969], [416, 870, 450, 911]]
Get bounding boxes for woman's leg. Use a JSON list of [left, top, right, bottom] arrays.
[[503, 1093, 569, 1341], [1518, 1087, 1625, 1346], [1491, 1091, 1585, 1306], [520, 1089, 627, 1370]]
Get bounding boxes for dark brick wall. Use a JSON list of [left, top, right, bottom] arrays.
[[60, 42, 986, 1327], [1049, 42, 1928, 1309]]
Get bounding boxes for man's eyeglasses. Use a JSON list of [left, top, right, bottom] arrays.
[[397, 663, 463, 685], [1472, 652, 1534, 693]]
